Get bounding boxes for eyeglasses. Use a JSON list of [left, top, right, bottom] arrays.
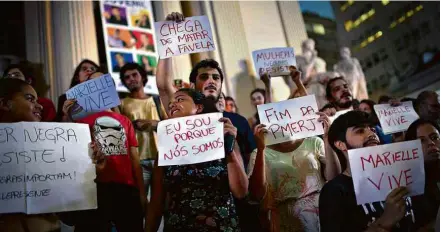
[[81, 66, 97, 72], [3, 72, 24, 79]]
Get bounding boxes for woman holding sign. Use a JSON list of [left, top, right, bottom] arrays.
[[246, 69, 340, 232], [0, 78, 60, 232], [146, 88, 248, 232], [405, 119, 440, 231]]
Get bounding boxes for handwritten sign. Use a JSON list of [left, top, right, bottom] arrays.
[[329, 109, 352, 124], [0, 122, 97, 214], [252, 47, 296, 77], [66, 74, 121, 120], [257, 95, 324, 145], [157, 113, 225, 166], [374, 101, 419, 134], [348, 140, 425, 205], [155, 15, 215, 58]]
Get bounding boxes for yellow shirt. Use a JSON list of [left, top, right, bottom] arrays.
[[119, 97, 165, 160]]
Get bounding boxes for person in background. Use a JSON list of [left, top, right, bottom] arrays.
[[0, 78, 59, 232], [248, 71, 272, 130], [378, 95, 392, 104], [358, 99, 392, 144], [247, 68, 340, 232], [217, 92, 226, 112], [415, 90, 440, 125], [63, 72, 146, 232], [141, 56, 155, 76], [118, 63, 166, 208], [107, 6, 128, 25], [325, 77, 354, 113], [320, 103, 336, 117], [113, 53, 127, 72], [56, 59, 99, 122], [146, 88, 248, 232], [320, 111, 420, 232], [136, 13, 151, 29], [405, 119, 440, 231], [225, 96, 238, 114], [155, 12, 258, 231], [3, 62, 56, 122]]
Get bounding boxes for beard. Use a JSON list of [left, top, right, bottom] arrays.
[[336, 99, 353, 109]]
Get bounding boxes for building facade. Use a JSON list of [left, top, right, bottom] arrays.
[[302, 11, 339, 68], [331, 1, 440, 101], [0, 1, 308, 118]]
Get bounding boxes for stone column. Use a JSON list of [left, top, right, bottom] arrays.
[[24, 1, 99, 105], [152, 1, 193, 83]]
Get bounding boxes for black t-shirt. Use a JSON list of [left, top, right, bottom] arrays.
[[319, 174, 417, 232]]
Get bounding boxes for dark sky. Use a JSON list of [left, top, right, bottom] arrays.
[[298, 1, 335, 19]]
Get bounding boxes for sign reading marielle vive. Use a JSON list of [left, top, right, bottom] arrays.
[[348, 140, 425, 205], [157, 113, 225, 166], [373, 101, 420, 134], [0, 122, 97, 214]]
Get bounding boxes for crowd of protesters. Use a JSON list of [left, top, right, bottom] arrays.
[[0, 11, 439, 232]]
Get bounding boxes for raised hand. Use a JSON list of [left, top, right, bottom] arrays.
[[376, 187, 409, 230], [254, 124, 267, 151], [316, 112, 331, 137], [165, 12, 185, 22], [219, 117, 237, 138]]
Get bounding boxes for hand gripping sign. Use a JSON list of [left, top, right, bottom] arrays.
[[157, 113, 225, 166]]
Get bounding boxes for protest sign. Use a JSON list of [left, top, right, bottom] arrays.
[[0, 122, 96, 214], [329, 109, 352, 124], [348, 140, 425, 205], [157, 113, 225, 166], [155, 15, 215, 58], [374, 101, 419, 134], [66, 74, 121, 120], [257, 95, 324, 145], [252, 47, 296, 77]]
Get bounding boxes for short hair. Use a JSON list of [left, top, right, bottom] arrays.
[[3, 63, 34, 85], [405, 119, 440, 141], [0, 78, 32, 100], [189, 59, 224, 84], [250, 88, 266, 101], [360, 99, 376, 111], [176, 88, 218, 114], [70, 59, 100, 88], [378, 95, 392, 104], [320, 103, 336, 112], [326, 76, 345, 100], [225, 96, 235, 103], [119, 62, 148, 88], [328, 111, 373, 171]]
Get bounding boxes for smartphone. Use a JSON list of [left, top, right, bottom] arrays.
[[224, 134, 236, 154]]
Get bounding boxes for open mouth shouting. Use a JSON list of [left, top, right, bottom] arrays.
[[33, 111, 42, 120]]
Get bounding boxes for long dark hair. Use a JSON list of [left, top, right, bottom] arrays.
[[405, 119, 440, 141], [69, 59, 100, 88], [0, 79, 33, 121], [360, 99, 379, 125]]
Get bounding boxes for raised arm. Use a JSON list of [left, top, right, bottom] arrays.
[[316, 112, 341, 180], [288, 66, 307, 99], [156, 12, 185, 116], [260, 72, 272, 104], [248, 124, 267, 201]]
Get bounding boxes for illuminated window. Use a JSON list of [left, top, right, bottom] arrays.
[[398, 16, 405, 23], [416, 5, 423, 11], [375, 31, 383, 38], [367, 36, 375, 43], [360, 13, 368, 21], [406, 10, 414, 17], [382, 0, 389, 5], [367, 9, 375, 17], [313, 24, 326, 35], [345, 21, 353, 31]]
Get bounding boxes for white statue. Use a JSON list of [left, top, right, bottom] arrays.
[[334, 47, 369, 100], [293, 39, 328, 108]]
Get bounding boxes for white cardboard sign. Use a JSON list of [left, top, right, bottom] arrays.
[[373, 101, 420, 134], [329, 109, 352, 124], [257, 95, 324, 145], [157, 113, 225, 166], [348, 140, 425, 205], [155, 15, 215, 59], [66, 74, 121, 120], [0, 122, 97, 214], [252, 47, 296, 77]]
